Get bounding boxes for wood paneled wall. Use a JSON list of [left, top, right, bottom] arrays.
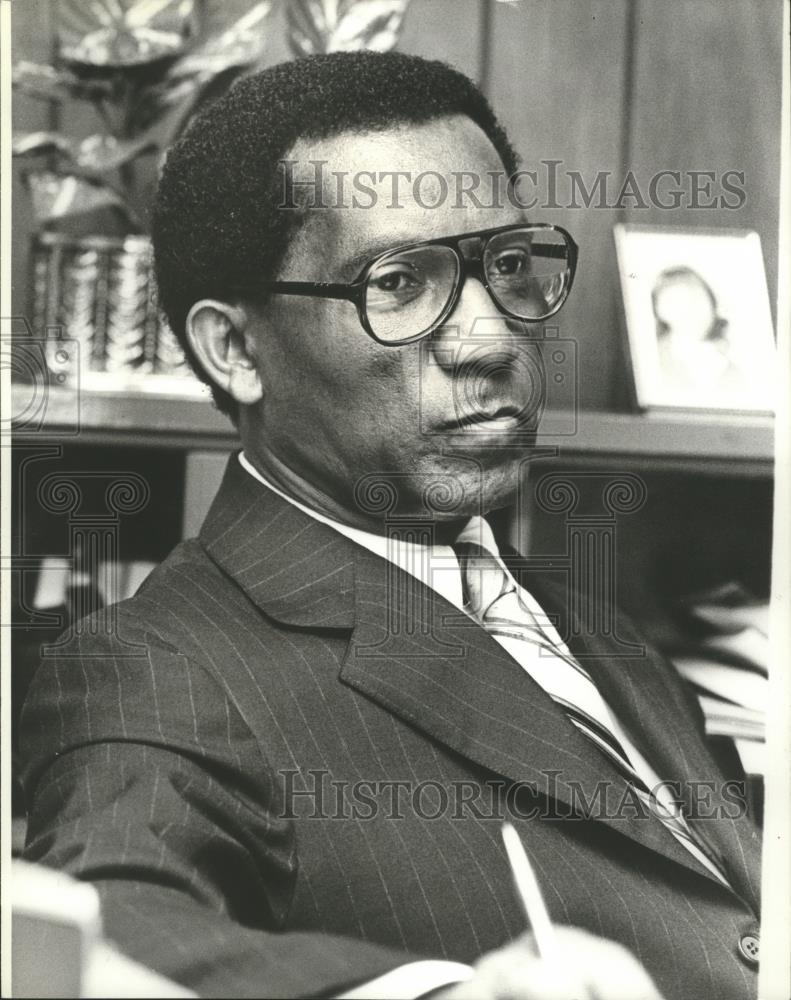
[[488, 0, 632, 409], [626, 0, 782, 323], [11, 0, 783, 411]]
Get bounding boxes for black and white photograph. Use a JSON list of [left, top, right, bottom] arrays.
[[1, 2, 789, 999], [614, 225, 777, 413]]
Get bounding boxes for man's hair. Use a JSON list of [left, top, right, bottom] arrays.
[[152, 50, 519, 420]]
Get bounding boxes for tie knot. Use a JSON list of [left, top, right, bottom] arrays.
[[453, 541, 514, 620]]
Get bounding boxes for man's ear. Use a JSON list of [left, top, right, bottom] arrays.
[[186, 300, 263, 406]]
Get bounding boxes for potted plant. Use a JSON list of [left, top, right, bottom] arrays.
[[12, 0, 412, 392], [12, 0, 274, 391]]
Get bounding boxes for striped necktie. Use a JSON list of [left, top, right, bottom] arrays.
[[454, 539, 730, 886]]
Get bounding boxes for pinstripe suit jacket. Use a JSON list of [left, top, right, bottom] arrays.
[[21, 454, 761, 999]]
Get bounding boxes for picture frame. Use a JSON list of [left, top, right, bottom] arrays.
[[613, 224, 776, 413]]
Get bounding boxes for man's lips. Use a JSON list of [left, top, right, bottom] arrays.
[[434, 405, 532, 431]]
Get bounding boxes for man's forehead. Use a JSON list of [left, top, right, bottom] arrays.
[[278, 115, 521, 278], [287, 114, 504, 176]]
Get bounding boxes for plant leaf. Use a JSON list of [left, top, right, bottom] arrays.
[[75, 89, 197, 174], [57, 0, 196, 68], [75, 134, 154, 172], [168, 1, 272, 78], [23, 170, 140, 226], [287, 0, 412, 56], [12, 60, 115, 103], [12, 132, 77, 162]]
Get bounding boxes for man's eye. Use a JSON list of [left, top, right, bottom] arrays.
[[491, 250, 529, 277], [370, 268, 421, 293]]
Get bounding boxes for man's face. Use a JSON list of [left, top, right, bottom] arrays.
[[243, 115, 546, 525]]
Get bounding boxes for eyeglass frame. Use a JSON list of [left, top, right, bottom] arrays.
[[230, 222, 579, 346]]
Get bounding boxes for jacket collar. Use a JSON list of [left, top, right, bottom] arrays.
[[200, 452, 356, 628], [200, 454, 760, 907]]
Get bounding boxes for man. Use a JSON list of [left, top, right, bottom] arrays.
[[21, 52, 761, 999]]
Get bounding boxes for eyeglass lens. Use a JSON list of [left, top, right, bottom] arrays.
[[483, 228, 571, 323], [364, 245, 460, 344], [363, 227, 572, 343]]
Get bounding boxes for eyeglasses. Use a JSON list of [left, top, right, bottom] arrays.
[[233, 223, 578, 346]]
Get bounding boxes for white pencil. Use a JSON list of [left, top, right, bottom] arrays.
[[501, 821, 560, 963]]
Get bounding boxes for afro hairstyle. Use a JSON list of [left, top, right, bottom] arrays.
[[152, 49, 519, 421]]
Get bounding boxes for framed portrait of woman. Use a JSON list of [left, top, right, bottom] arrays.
[[613, 225, 777, 413]]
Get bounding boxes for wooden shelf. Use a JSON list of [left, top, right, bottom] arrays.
[[536, 409, 774, 477], [11, 384, 774, 476], [11, 383, 238, 451]]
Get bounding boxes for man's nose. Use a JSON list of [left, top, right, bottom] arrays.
[[429, 275, 525, 373]]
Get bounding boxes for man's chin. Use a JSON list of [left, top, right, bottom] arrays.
[[405, 453, 525, 523], [347, 448, 529, 528]]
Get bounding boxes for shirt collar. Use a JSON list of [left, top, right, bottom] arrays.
[[237, 452, 503, 611]]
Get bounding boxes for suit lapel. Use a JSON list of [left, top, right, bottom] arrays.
[[200, 457, 759, 905], [200, 453, 356, 629], [524, 569, 762, 911], [340, 545, 753, 891]]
